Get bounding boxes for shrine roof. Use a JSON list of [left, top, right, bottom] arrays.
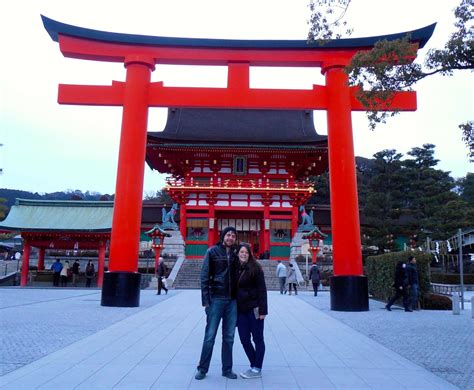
[[148, 109, 327, 144], [0, 199, 113, 233], [42, 15, 435, 50]]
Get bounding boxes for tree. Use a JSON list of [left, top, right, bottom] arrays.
[[360, 149, 405, 252], [402, 144, 458, 237], [457, 172, 474, 204], [144, 189, 173, 204], [308, 0, 474, 160], [426, 199, 474, 239], [308, 171, 330, 204], [0, 198, 7, 220]]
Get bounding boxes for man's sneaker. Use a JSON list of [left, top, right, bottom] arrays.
[[222, 371, 238, 379], [195, 370, 206, 380], [240, 368, 262, 379]]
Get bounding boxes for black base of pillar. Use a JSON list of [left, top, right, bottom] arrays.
[[101, 272, 141, 307], [330, 275, 369, 312]]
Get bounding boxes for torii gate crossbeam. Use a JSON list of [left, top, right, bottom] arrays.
[[42, 16, 435, 310]]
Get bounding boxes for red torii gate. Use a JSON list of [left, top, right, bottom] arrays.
[[42, 16, 435, 310]]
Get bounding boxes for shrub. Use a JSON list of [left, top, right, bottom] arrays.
[[422, 293, 452, 310], [365, 251, 431, 303], [430, 273, 474, 284]]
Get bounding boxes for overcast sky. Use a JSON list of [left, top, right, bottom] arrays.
[[0, 0, 472, 196]]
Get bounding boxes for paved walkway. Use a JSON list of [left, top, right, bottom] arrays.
[[0, 288, 471, 389]]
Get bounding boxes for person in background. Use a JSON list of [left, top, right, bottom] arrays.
[[385, 261, 412, 312], [236, 243, 268, 379], [308, 263, 321, 296], [72, 259, 80, 287], [195, 226, 239, 381], [51, 258, 63, 287], [156, 257, 169, 295], [407, 256, 420, 310], [275, 260, 287, 294], [85, 260, 95, 288], [60, 260, 70, 287], [287, 263, 298, 295]]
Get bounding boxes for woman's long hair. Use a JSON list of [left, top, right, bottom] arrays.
[[238, 243, 262, 278]]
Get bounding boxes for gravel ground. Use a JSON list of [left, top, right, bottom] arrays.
[[0, 287, 173, 376], [298, 290, 474, 390]]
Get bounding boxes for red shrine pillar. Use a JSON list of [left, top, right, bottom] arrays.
[[101, 56, 154, 307], [37, 247, 45, 271], [263, 203, 271, 257], [97, 241, 106, 288], [180, 203, 187, 243], [20, 239, 31, 287], [323, 65, 368, 311], [208, 201, 216, 248], [291, 205, 299, 239]]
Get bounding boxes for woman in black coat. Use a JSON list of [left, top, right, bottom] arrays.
[[386, 261, 412, 312], [236, 243, 268, 379]]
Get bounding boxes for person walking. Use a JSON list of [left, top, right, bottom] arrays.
[[275, 260, 287, 294], [308, 263, 321, 296], [407, 256, 420, 310], [287, 263, 298, 295], [236, 243, 267, 379], [50, 258, 63, 287], [195, 227, 239, 381], [60, 260, 70, 287], [85, 260, 95, 288], [385, 261, 412, 312], [72, 259, 80, 287], [156, 257, 169, 295]]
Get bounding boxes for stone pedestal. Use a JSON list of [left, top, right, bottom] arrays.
[[290, 232, 309, 261], [161, 231, 185, 258]]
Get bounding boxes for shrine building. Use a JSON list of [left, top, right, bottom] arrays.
[[146, 108, 328, 259]]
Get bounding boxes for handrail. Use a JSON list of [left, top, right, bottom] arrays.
[[166, 177, 313, 190], [430, 283, 470, 297]]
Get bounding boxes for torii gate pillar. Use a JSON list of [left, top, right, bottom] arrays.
[[101, 58, 154, 307], [324, 66, 367, 311]]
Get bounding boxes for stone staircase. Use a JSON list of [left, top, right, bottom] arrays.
[[172, 259, 203, 289], [172, 259, 292, 291]]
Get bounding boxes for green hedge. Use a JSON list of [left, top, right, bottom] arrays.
[[365, 251, 431, 303], [430, 273, 474, 284]]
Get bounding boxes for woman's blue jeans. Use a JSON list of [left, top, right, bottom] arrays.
[[197, 298, 237, 374], [237, 310, 265, 369]]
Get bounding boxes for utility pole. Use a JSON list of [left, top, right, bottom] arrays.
[[458, 229, 465, 310]]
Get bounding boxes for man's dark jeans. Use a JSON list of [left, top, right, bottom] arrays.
[[410, 283, 419, 310], [197, 297, 237, 374]]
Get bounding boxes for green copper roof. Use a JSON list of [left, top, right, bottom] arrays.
[[0, 199, 114, 232]]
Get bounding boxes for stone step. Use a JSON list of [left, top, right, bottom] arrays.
[[172, 259, 294, 290]]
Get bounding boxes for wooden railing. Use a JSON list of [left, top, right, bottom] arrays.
[[166, 177, 313, 190]]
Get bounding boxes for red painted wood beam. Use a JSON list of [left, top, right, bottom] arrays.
[[58, 82, 416, 111], [58, 35, 354, 66]]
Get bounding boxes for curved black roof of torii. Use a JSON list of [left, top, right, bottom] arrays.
[[41, 15, 436, 50], [148, 108, 327, 145]]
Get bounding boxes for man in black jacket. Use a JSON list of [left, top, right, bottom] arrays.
[[385, 261, 412, 312], [195, 226, 239, 380], [156, 257, 168, 295]]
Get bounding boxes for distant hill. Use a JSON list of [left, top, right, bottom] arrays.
[[0, 189, 114, 211]]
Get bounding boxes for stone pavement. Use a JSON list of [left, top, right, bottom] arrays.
[[0, 288, 471, 390]]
